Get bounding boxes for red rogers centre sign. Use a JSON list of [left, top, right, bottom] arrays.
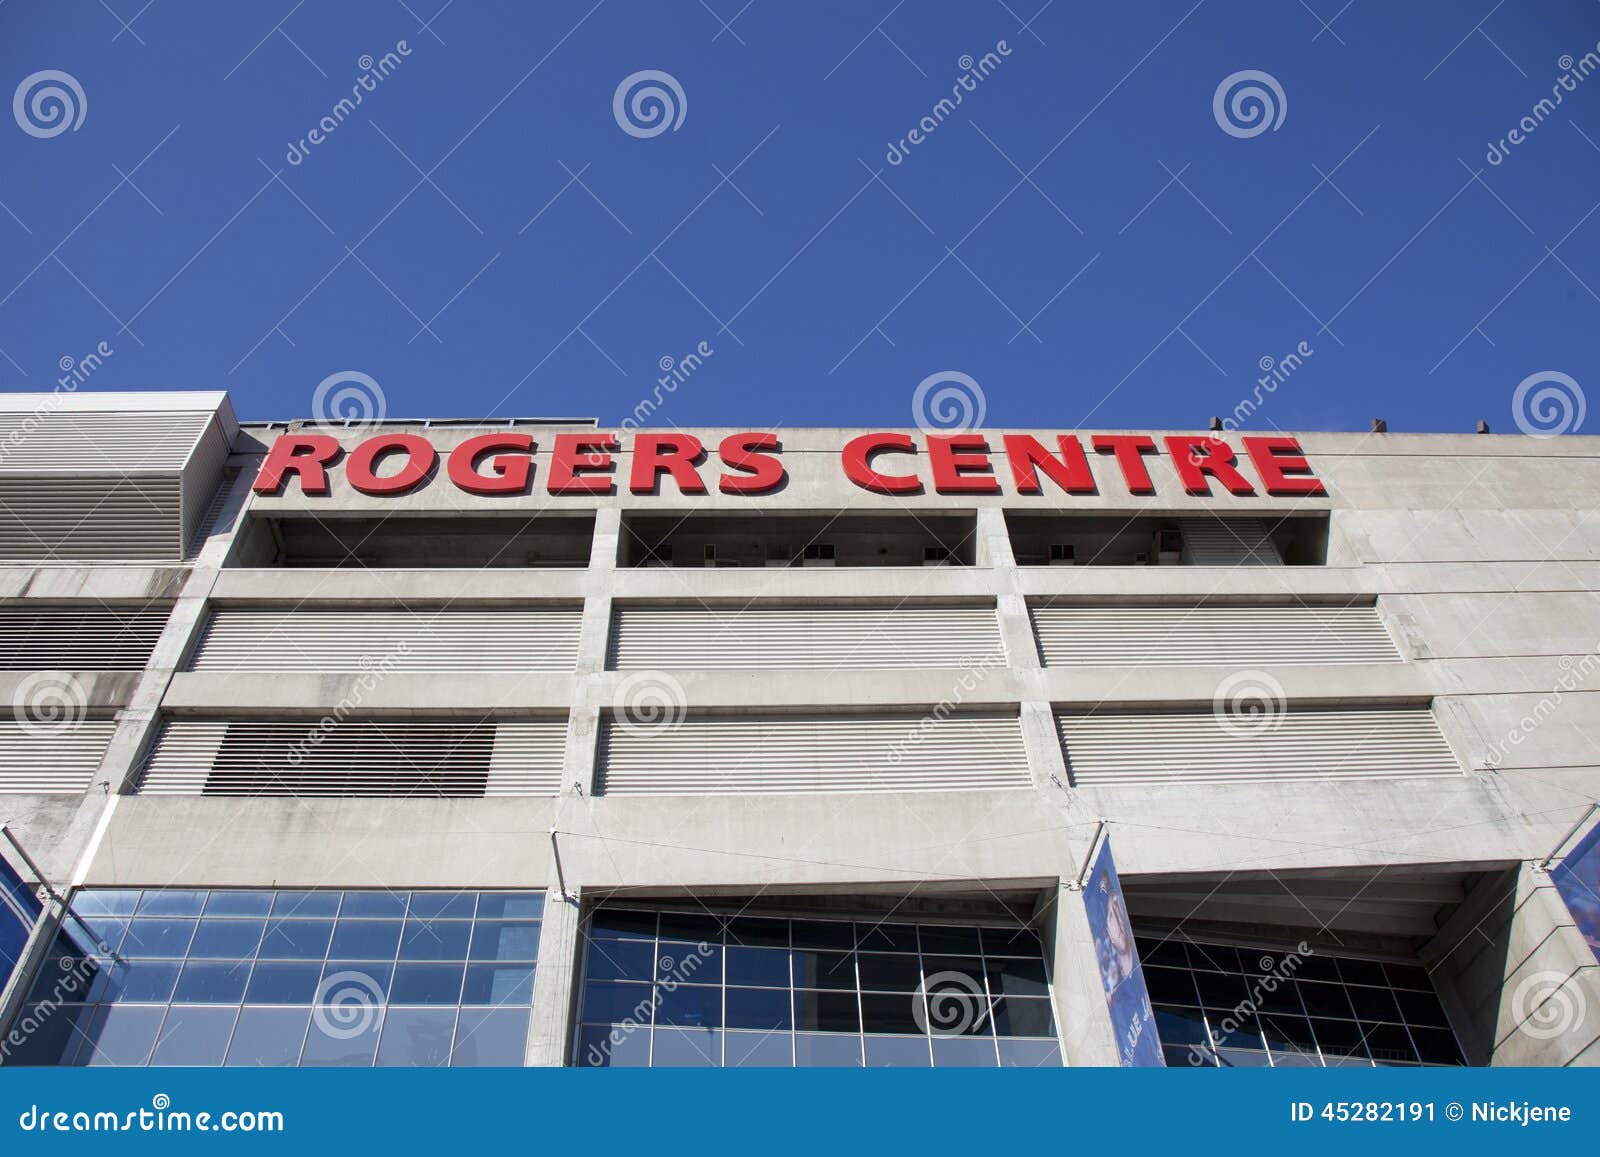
[[251, 431, 1326, 499]]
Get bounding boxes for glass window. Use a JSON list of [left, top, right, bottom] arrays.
[[451, 1007, 529, 1066], [23, 888, 541, 1068], [1135, 936, 1463, 1068], [577, 907, 1060, 1067], [150, 1005, 238, 1065], [225, 1007, 311, 1066]]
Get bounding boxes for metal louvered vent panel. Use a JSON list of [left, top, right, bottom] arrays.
[[188, 608, 584, 673], [136, 720, 566, 797], [0, 720, 116, 793], [0, 477, 182, 563], [1031, 604, 1401, 668], [1177, 518, 1283, 566], [609, 604, 1006, 670], [598, 712, 1032, 795], [1059, 707, 1460, 787], [0, 411, 211, 472], [0, 606, 170, 670]]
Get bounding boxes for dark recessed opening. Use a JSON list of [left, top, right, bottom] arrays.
[[231, 513, 595, 568], [621, 512, 977, 568], [1005, 512, 1328, 567]]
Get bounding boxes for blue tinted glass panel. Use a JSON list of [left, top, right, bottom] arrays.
[[301, 1010, 383, 1066], [583, 981, 656, 1025], [855, 922, 918, 952], [651, 1027, 719, 1066], [474, 893, 543, 920], [450, 1007, 528, 1066], [725, 986, 791, 1031], [258, 919, 334, 960], [270, 892, 341, 918], [188, 919, 266, 959], [6, 1004, 95, 1066], [337, 891, 408, 918], [150, 1005, 238, 1065], [461, 964, 534, 1005], [99, 960, 181, 1004], [726, 1030, 793, 1067], [588, 910, 657, 939], [989, 996, 1056, 1038], [390, 963, 465, 1005], [63, 915, 125, 955], [406, 893, 474, 919], [203, 892, 274, 917], [654, 983, 721, 1028], [794, 1032, 862, 1066], [576, 1023, 650, 1067], [135, 891, 206, 916], [225, 1007, 311, 1066], [585, 938, 655, 981], [865, 1034, 931, 1067], [320, 962, 393, 1000], [375, 1008, 455, 1066], [79, 1005, 166, 1067], [121, 919, 197, 957], [726, 946, 790, 987], [398, 919, 471, 961], [70, 890, 140, 917], [245, 962, 324, 1004], [932, 1036, 998, 1066], [329, 920, 403, 960], [997, 1038, 1063, 1067], [469, 921, 541, 962], [173, 960, 251, 1004]]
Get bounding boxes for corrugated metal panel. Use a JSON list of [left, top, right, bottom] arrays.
[[608, 604, 1005, 670], [0, 411, 211, 473], [188, 607, 583, 673], [1031, 603, 1400, 667], [0, 477, 181, 563], [0, 720, 116, 793], [1178, 518, 1283, 566], [1059, 707, 1460, 787], [0, 605, 169, 670], [598, 712, 1032, 796], [136, 719, 566, 797]]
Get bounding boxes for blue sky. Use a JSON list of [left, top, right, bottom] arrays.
[[1, 0, 1598, 434]]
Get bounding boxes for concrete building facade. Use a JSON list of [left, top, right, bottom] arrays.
[[0, 389, 1597, 1068]]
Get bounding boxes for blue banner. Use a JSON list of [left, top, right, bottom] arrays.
[[1551, 820, 1600, 964], [0, 857, 42, 997], [1082, 834, 1163, 1066]]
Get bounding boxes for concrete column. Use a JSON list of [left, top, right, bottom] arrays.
[[1046, 882, 1121, 1066], [525, 875, 582, 1066], [1425, 861, 1600, 1066]]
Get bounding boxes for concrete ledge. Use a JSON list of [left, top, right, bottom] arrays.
[[209, 569, 590, 604], [0, 567, 188, 602], [0, 669, 144, 709], [161, 672, 576, 713]]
